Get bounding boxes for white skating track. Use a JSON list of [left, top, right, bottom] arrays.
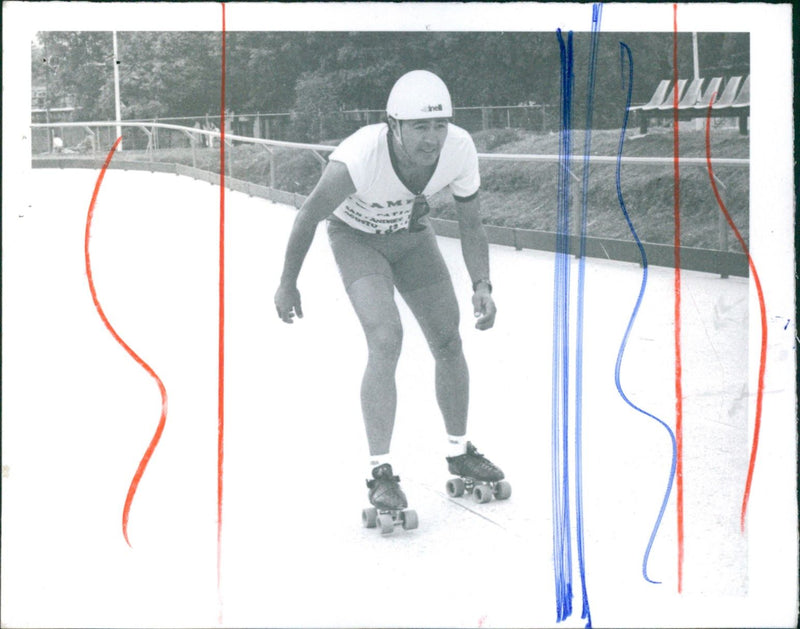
[[1, 168, 794, 628]]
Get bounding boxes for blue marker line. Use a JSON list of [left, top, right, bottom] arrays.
[[552, 27, 574, 624], [574, 5, 602, 627], [614, 41, 678, 585]]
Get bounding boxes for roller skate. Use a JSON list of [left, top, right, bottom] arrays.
[[445, 442, 512, 503], [362, 463, 419, 534]]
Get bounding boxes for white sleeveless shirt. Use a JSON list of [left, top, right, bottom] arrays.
[[328, 123, 480, 234]]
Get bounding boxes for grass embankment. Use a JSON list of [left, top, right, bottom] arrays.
[[123, 124, 749, 249], [445, 125, 748, 250]]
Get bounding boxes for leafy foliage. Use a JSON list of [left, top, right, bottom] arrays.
[[35, 30, 749, 134]]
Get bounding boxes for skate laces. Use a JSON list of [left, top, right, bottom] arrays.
[[465, 442, 483, 458], [448, 442, 504, 479], [366, 463, 408, 509], [366, 463, 401, 489], [448, 441, 486, 464]]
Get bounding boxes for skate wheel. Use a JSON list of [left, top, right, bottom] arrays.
[[494, 480, 512, 500], [474, 484, 493, 504], [401, 509, 419, 531], [362, 507, 378, 528], [446, 477, 466, 498], [377, 513, 395, 535]]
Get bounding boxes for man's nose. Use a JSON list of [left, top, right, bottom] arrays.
[[422, 130, 440, 146]]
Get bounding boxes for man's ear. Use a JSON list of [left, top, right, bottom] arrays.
[[387, 116, 401, 139]]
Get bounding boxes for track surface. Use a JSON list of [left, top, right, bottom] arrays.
[[1, 169, 767, 627]]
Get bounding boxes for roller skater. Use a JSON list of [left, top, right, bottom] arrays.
[[274, 70, 506, 534]]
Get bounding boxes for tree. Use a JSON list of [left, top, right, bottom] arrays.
[[37, 32, 113, 119], [33, 29, 748, 136], [119, 32, 222, 119]]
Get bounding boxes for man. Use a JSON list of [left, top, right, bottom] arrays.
[[274, 70, 507, 523]]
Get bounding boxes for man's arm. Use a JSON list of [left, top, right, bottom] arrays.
[[275, 160, 355, 323], [455, 193, 496, 330]]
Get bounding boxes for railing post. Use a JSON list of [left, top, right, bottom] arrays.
[[136, 125, 153, 161], [89, 128, 95, 154], [565, 163, 582, 259], [571, 169, 581, 259], [227, 139, 233, 182], [714, 173, 730, 278], [269, 149, 276, 188], [180, 129, 198, 169]]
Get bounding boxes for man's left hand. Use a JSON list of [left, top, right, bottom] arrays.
[[472, 289, 496, 330]]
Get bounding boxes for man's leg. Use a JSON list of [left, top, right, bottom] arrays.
[[402, 279, 507, 491], [345, 274, 404, 456], [400, 279, 468, 438]]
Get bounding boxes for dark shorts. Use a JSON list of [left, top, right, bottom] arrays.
[[326, 216, 451, 293]]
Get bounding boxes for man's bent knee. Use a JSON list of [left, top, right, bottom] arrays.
[[366, 323, 403, 360], [429, 332, 463, 361]]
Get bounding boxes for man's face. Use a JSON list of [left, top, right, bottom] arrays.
[[395, 118, 449, 166]]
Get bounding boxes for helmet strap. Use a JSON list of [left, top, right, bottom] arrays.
[[389, 117, 404, 147], [389, 118, 414, 164]]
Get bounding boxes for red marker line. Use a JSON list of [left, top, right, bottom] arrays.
[[84, 136, 168, 548], [672, 3, 685, 594], [704, 97, 767, 533], [217, 3, 227, 623]]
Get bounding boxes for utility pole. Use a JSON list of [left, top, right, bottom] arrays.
[[43, 41, 52, 149], [112, 31, 123, 150], [691, 33, 703, 130]]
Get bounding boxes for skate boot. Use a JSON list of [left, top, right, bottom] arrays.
[[362, 463, 419, 534], [445, 442, 512, 503]]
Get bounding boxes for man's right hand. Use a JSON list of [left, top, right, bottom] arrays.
[[274, 284, 303, 324]]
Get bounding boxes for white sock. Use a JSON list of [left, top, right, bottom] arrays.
[[368, 453, 391, 476], [446, 435, 468, 457]]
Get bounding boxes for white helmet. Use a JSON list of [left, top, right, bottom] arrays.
[[386, 70, 453, 120]]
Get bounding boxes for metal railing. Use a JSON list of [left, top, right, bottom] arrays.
[[30, 120, 750, 277]]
